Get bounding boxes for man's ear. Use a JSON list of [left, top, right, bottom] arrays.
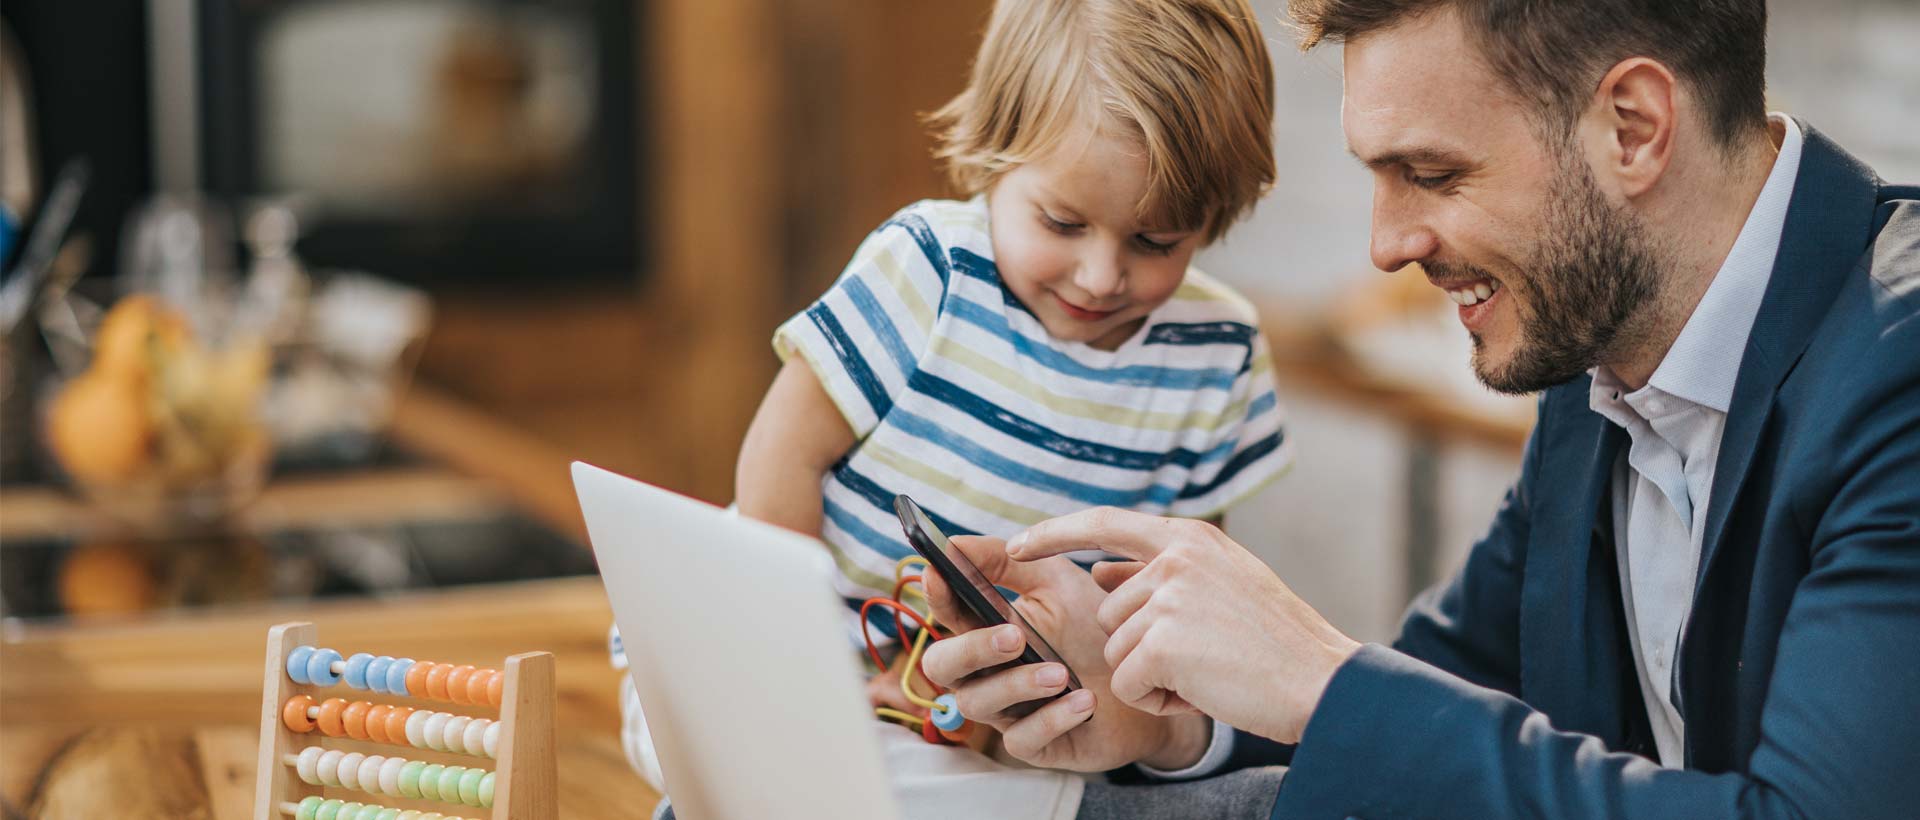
[[1580, 57, 1678, 199]]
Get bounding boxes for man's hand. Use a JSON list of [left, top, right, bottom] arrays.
[[1011, 508, 1362, 744], [918, 535, 1210, 772]]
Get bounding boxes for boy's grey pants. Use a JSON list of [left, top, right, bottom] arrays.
[[650, 766, 1286, 820]]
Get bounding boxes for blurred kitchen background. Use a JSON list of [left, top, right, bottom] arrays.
[[1, 0, 1916, 643]]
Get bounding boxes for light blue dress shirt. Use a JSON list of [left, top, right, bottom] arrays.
[[1586, 114, 1804, 766]]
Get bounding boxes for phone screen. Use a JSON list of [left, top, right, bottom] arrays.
[[893, 495, 1081, 693]]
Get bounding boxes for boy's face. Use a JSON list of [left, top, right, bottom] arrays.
[[986, 125, 1202, 351]]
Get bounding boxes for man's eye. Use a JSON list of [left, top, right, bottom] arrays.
[[1409, 171, 1458, 191]]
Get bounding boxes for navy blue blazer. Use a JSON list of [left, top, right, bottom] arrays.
[[1231, 124, 1920, 818]]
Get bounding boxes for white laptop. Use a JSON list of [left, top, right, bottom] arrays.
[[572, 461, 901, 820]]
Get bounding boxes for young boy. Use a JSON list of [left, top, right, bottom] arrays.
[[738, 0, 1286, 637], [617, 0, 1290, 812]]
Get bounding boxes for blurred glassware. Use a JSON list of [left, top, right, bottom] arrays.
[[29, 193, 432, 537]]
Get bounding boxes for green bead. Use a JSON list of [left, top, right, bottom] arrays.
[[457, 768, 484, 806], [354, 807, 384, 820], [334, 803, 362, 820], [393, 760, 420, 798], [399, 760, 426, 798], [314, 799, 341, 820], [478, 772, 495, 808], [376, 809, 402, 820], [297, 796, 325, 820], [436, 766, 465, 804], [418, 764, 445, 800]]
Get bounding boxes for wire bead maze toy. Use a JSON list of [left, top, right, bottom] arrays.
[[863, 555, 975, 744], [253, 622, 556, 820]]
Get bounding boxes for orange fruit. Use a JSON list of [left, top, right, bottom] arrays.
[[58, 540, 157, 616], [47, 371, 153, 485]]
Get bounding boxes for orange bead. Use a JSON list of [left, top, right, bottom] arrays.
[[406, 662, 433, 697], [341, 700, 371, 740], [445, 665, 476, 704], [316, 698, 349, 736], [282, 695, 316, 733], [486, 671, 504, 707], [364, 704, 393, 743], [425, 664, 452, 700], [464, 669, 491, 705], [384, 706, 413, 743]]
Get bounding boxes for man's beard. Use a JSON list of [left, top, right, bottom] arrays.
[[1445, 157, 1663, 395]]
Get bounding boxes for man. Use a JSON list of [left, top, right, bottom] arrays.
[[921, 0, 1920, 817]]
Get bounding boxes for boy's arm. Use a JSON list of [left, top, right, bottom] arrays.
[[735, 359, 858, 537]]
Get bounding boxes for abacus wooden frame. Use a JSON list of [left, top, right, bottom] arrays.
[[252, 621, 557, 820]]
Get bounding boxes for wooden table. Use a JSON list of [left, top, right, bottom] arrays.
[[0, 578, 659, 818], [0, 387, 659, 819]]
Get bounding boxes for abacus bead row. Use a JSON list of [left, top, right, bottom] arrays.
[[291, 747, 496, 809], [283, 796, 480, 820], [281, 696, 503, 758], [284, 647, 504, 707]]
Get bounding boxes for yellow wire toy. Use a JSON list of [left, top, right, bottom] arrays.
[[860, 555, 972, 744]]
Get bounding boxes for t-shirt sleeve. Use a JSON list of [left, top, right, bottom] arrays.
[[772, 209, 951, 439], [1167, 329, 1291, 519]]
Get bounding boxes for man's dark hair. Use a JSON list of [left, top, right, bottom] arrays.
[[1290, 0, 1769, 151]]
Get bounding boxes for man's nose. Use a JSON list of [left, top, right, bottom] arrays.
[[1370, 190, 1440, 273]]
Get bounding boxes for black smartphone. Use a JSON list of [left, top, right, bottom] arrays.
[[894, 495, 1081, 695]]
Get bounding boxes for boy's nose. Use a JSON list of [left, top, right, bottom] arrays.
[[1074, 252, 1127, 301]]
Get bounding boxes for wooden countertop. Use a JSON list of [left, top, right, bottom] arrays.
[[1, 576, 659, 818]]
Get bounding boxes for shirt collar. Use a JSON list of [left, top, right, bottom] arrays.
[[1637, 114, 1803, 414]]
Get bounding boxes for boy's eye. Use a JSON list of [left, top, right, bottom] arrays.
[[1040, 213, 1084, 234], [1133, 234, 1181, 255]]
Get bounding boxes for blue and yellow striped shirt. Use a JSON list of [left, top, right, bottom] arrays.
[[776, 197, 1290, 629]]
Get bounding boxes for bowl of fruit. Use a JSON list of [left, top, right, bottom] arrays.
[[43, 294, 272, 531]]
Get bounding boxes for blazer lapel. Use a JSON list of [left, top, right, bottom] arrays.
[[1522, 383, 1631, 744], [1693, 122, 1884, 605]]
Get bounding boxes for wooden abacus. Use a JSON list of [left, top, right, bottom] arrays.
[[253, 622, 556, 820]]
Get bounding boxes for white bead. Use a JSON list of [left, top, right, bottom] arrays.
[[360, 755, 387, 793], [483, 722, 502, 758], [422, 712, 451, 751], [380, 756, 406, 796], [463, 720, 489, 758], [442, 716, 472, 754], [316, 750, 345, 786], [296, 746, 324, 785], [336, 752, 366, 789], [406, 709, 432, 748]]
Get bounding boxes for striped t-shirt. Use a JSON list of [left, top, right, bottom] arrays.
[[778, 197, 1290, 633]]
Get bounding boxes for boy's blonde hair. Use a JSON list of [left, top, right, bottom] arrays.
[[928, 0, 1276, 243]]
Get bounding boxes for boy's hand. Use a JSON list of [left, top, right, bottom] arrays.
[[866, 663, 921, 715], [919, 535, 1201, 772]]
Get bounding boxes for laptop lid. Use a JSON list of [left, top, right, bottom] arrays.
[[572, 461, 899, 820]]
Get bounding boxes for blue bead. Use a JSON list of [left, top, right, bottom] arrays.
[[307, 648, 343, 686], [387, 659, 415, 696], [931, 693, 965, 731], [343, 653, 374, 689], [365, 656, 393, 693], [286, 646, 315, 685]]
